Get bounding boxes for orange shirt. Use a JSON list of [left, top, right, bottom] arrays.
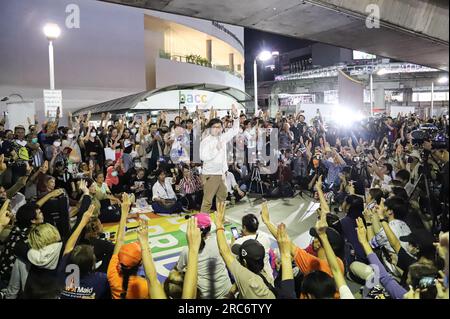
[[294, 247, 344, 277], [107, 254, 149, 299]]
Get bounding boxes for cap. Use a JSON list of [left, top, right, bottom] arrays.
[[231, 239, 265, 262], [118, 242, 142, 268], [400, 230, 435, 252], [309, 227, 344, 255], [193, 213, 211, 229]]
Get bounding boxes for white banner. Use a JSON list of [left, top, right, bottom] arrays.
[[43, 89, 62, 118]]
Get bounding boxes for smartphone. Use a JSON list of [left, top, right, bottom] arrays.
[[230, 227, 240, 239]]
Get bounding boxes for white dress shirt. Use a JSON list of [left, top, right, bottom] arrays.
[[200, 118, 240, 175]]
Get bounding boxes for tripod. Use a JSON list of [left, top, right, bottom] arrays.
[[249, 163, 264, 196]]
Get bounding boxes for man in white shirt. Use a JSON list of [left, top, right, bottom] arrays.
[[231, 213, 274, 281], [199, 105, 240, 212], [151, 169, 182, 214], [224, 171, 246, 204]]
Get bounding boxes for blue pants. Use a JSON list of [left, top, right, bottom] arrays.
[[152, 200, 183, 215]]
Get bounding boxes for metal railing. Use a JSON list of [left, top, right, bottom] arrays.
[[275, 62, 439, 81], [159, 50, 244, 80]]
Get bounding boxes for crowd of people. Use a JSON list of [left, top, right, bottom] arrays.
[[0, 104, 448, 299]]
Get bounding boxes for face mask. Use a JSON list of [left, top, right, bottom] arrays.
[[131, 151, 138, 158], [67, 133, 74, 139], [90, 132, 97, 138], [131, 128, 137, 134], [32, 138, 38, 144], [53, 141, 61, 147], [134, 162, 142, 168], [111, 171, 118, 177]]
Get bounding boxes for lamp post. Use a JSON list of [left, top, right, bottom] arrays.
[[43, 23, 61, 90], [253, 50, 278, 115]]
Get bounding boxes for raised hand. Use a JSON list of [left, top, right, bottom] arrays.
[[0, 199, 11, 227], [81, 204, 95, 225], [51, 188, 65, 198], [276, 223, 291, 257], [121, 193, 132, 207], [315, 209, 328, 236], [78, 179, 89, 195], [186, 216, 201, 251], [356, 217, 368, 244], [215, 202, 226, 228], [137, 219, 149, 246]]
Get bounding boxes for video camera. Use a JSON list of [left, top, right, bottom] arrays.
[[411, 124, 448, 149]]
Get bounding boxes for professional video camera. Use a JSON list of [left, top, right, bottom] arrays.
[[411, 123, 448, 149]]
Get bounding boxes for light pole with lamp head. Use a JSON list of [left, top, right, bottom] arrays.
[[43, 23, 61, 90], [253, 50, 278, 116]]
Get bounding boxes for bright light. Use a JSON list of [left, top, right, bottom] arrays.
[[271, 51, 279, 56], [332, 106, 364, 127], [377, 68, 387, 76], [257, 51, 273, 62], [437, 76, 449, 84], [43, 23, 61, 40]]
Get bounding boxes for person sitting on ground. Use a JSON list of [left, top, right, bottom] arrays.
[[214, 202, 276, 299], [151, 169, 183, 215], [177, 165, 203, 211], [231, 213, 273, 281], [224, 170, 246, 204], [175, 213, 232, 299], [107, 193, 149, 299]]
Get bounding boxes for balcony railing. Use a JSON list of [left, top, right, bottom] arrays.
[[159, 50, 243, 80]]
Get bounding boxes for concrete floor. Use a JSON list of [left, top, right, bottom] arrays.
[[224, 194, 320, 249]]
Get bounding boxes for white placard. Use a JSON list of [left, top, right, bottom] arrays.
[[6, 101, 36, 131], [43, 89, 62, 118], [104, 148, 116, 161]]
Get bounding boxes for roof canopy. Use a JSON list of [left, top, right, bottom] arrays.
[[73, 83, 252, 115]]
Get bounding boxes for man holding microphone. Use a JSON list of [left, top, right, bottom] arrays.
[[200, 105, 240, 212]]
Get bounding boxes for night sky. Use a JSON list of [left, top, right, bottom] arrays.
[[244, 28, 315, 83]]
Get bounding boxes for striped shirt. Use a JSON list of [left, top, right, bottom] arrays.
[[179, 175, 202, 195]]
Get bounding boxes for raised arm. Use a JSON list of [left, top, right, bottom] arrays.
[[214, 202, 235, 268], [182, 216, 201, 299], [316, 212, 353, 298], [261, 201, 298, 257], [113, 193, 132, 255], [64, 204, 95, 255], [137, 219, 167, 299]]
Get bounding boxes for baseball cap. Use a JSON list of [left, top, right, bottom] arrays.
[[118, 242, 142, 268], [231, 239, 265, 264], [400, 230, 435, 252], [309, 226, 344, 256], [193, 213, 211, 229]]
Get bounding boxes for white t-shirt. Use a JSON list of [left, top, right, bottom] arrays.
[[176, 235, 232, 299], [152, 178, 176, 200], [232, 232, 274, 281]]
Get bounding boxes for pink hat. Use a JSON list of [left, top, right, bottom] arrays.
[[194, 213, 211, 229]]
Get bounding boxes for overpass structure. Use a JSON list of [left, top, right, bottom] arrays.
[[102, 0, 449, 71]]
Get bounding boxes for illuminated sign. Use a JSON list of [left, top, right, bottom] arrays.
[[179, 91, 208, 105]]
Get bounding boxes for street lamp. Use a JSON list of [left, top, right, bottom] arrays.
[[43, 23, 61, 90], [254, 50, 278, 115], [431, 75, 449, 118]]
